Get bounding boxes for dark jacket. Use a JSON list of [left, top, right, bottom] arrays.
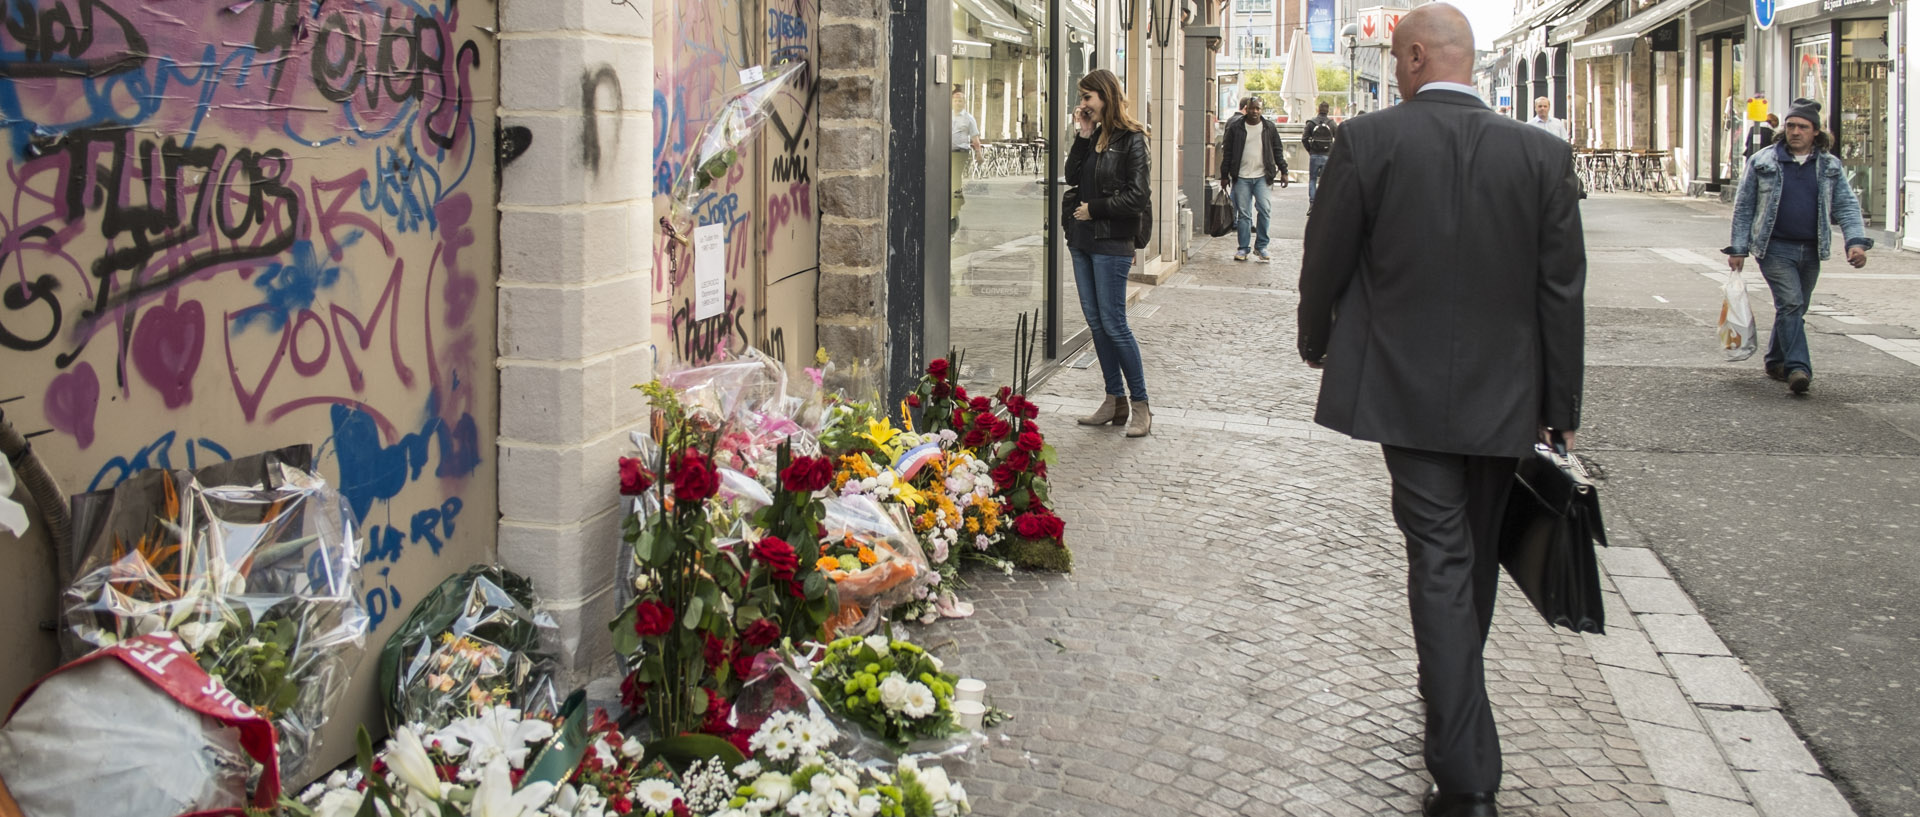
[[1302, 115, 1337, 155], [1064, 127, 1151, 243], [1297, 89, 1587, 457], [1218, 114, 1287, 183]]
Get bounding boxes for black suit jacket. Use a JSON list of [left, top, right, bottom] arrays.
[[1297, 89, 1586, 458]]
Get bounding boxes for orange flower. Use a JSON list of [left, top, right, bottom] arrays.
[[817, 556, 840, 572], [857, 546, 878, 566]]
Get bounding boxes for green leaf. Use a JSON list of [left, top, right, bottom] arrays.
[[1032, 480, 1051, 504], [803, 570, 829, 598], [355, 725, 375, 773], [1039, 445, 1058, 466], [646, 734, 748, 773], [1009, 488, 1031, 511], [612, 606, 641, 655], [685, 595, 706, 629]]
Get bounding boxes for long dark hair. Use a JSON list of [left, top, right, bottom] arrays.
[[1078, 69, 1144, 152]]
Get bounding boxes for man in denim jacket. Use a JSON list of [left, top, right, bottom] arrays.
[[1724, 99, 1872, 395]]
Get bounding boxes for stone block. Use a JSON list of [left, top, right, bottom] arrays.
[[818, 321, 884, 365], [822, 0, 882, 19], [1631, 720, 1745, 800], [501, 114, 652, 207], [820, 74, 881, 120], [821, 221, 884, 268], [497, 510, 623, 605], [498, 359, 616, 445], [503, 0, 652, 38], [497, 433, 632, 526], [818, 174, 884, 220], [1667, 655, 1776, 708], [1663, 791, 1762, 817], [612, 346, 659, 427], [1598, 545, 1671, 579], [1700, 710, 1821, 775], [817, 269, 882, 317], [540, 587, 621, 683], [820, 23, 878, 70], [500, 207, 631, 286], [581, 275, 653, 357], [1598, 665, 1701, 731], [819, 126, 881, 171], [501, 38, 653, 115], [1613, 575, 1699, 615], [1641, 613, 1732, 657], [1738, 772, 1857, 817], [1583, 627, 1666, 674]]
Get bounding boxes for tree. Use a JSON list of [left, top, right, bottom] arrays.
[[1316, 65, 1351, 113], [1238, 65, 1286, 112]]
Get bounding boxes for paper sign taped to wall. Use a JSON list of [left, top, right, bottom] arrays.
[[694, 223, 726, 322], [740, 65, 765, 85]]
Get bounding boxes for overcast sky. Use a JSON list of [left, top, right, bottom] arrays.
[[1441, 0, 1519, 50]]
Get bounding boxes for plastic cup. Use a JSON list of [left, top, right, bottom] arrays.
[[954, 678, 987, 704], [952, 699, 987, 730]]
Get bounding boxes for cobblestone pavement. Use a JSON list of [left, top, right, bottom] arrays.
[[913, 227, 1672, 816]]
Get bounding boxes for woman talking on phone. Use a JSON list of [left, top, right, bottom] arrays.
[[1066, 68, 1154, 438]]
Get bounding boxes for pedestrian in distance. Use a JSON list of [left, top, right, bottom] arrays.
[[1302, 101, 1337, 209], [1527, 96, 1567, 142], [1725, 99, 1872, 395], [1066, 68, 1154, 438], [1218, 96, 1287, 262], [1743, 113, 1778, 159], [1297, 6, 1586, 816], [950, 89, 984, 238]]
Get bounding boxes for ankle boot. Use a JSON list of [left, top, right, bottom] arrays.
[[1077, 395, 1129, 426], [1125, 401, 1152, 437]]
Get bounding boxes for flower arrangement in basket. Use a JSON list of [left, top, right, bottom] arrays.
[[810, 634, 958, 749]]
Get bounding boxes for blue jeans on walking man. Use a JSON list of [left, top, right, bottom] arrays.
[[1069, 247, 1150, 402], [1232, 176, 1272, 255], [1308, 153, 1329, 203], [1758, 238, 1820, 377]]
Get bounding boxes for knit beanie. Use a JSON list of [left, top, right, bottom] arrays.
[[1784, 99, 1822, 130]]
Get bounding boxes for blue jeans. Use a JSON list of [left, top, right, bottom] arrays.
[[1308, 153, 1329, 202], [1232, 177, 1271, 254], [1758, 238, 1820, 376], [1070, 247, 1149, 402]]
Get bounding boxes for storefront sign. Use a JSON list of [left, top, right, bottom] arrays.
[[1649, 20, 1680, 51], [1770, 0, 1890, 27]]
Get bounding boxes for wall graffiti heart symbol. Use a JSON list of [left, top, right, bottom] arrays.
[[43, 362, 100, 449], [133, 299, 206, 409]]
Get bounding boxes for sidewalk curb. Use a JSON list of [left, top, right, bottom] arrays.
[[1588, 532, 1857, 817]]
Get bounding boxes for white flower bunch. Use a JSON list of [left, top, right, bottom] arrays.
[[899, 758, 972, 817], [876, 672, 937, 719], [747, 708, 841, 763]]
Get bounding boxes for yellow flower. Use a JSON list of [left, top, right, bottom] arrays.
[[817, 556, 841, 572], [966, 518, 981, 533], [861, 417, 899, 451], [892, 480, 927, 506], [857, 546, 878, 566]]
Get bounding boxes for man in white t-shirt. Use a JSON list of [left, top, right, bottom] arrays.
[[1528, 96, 1568, 142], [951, 89, 984, 237], [1216, 97, 1286, 261]]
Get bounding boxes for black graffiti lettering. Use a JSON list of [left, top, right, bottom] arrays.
[[763, 326, 786, 364], [311, 8, 449, 110], [422, 39, 480, 151], [580, 65, 621, 174], [0, 0, 149, 78], [769, 151, 809, 184], [55, 129, 299, 323], [0, 274, 63, 352], [671, 294, 751, 364]]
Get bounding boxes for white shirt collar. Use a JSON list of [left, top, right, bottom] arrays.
[[1418, 81, 1483, 102]]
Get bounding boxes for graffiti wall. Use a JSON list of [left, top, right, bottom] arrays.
[[654, 0, 819, 372], [0, 0, 499, 757]]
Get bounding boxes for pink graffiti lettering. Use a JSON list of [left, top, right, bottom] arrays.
[[42, 361, 101, 448]]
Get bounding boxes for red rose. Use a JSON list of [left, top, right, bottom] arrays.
[[733, 650, 760, 681], [1006, 449, 1031, 472], [632, 600, 675, 637], [906, 393, 922, 407], [1014, 512, 1046, 539], [963, 428, 987, 448], [997, 386, 1012, 401], [753, 537, 799, 580], [610, 797, 633, 814], [990, 418, 1013, 439], [991, 464, 1016, 490], [669, 450, 721, 503], [702, 633, 729, 671], [701, 689, 731, 732], [927, 358, 950, 380], [951, 408, 968, 429], [932, 381, 951, 399], [1017, 431, 1044, 452], [619, 674, 649, 711], [1036, 462, 1048, 478], [969, 396, 991, 413], [786, 578, 806, 599], [779, 456, 834, 493], [953, 385, 969, 401], [619, 457, 653, 495], [1022, 402, 1040, 419], [1043, 513, 1066, 539], [743, 618, 782, 647], [673, 799, 692, 817]]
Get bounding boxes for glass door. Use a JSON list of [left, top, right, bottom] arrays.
[[949, 0, 1051, 388], [1055, 0, 1096, 356], [1694, 39, 1715, 182], [1837, 19, 1888, 225]]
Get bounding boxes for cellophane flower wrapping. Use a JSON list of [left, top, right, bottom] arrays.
[[61, 445, 367, 785], [378, 565, 561, 732], [817, 495, 933, 637]]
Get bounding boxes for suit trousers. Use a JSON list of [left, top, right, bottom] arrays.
[[1381, 445, 1518, 795]]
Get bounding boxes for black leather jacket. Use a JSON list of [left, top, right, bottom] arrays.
[[1064, 127, 1151, 242], [1218, 114, 1287, 182]]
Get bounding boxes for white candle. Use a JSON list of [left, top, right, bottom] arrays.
[[954, 678, 987, 704], [952, 699, 987, 730]]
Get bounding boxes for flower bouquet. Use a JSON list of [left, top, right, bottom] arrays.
[[810, 634, 958, 749], [61, 445, 367, 784], [815, 496, 931, 638], [379, 565, 560, 731], [714, 699, 971, 817]]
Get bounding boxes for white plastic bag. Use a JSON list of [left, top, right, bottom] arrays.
[[1718, 269, 1758, 361]]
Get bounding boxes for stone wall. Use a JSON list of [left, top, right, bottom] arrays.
[[816, 0, 890, 395]]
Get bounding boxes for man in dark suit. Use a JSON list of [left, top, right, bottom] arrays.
[[1295, 6, 1586, 817]]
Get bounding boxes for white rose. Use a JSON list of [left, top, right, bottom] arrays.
[[863, 634, 889, 656], [312, 788, 365, 817], [919, 766, 952, 803], [620, 737, 645, 760], [752, 772, 795, 805], [947, 781, 971, 814], [878, 673, 912, 711]]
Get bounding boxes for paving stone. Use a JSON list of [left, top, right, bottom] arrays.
[[1665, 655, 1776, 709], [1639, 613, 1733, 657], [1699, 710, 1821, 775], [1661, 791, 1761, 817], [1584, 628, 1668, 674], [1597, 665, 1702, 732], [1612, 576, 1700, 615], [1599, 546, 1673, 579], [1628, 720, 1745, 800], [1738, 771, 1858, 817]]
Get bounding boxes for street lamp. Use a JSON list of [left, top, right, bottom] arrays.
[[1342, 23, 1358, 115]]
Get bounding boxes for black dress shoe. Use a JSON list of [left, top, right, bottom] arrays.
[[1423, 786, 1498, 817]]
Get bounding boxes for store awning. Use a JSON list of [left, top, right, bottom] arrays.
[[1570, 0, 1695, 59], [1492, 0, 1587, 48], [1061, 0, 1095, 34], [1547, 0, 1617, 45], [956, 0, 1032, 45]]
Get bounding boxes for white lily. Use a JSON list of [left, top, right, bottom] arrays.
[[473, 758, 555, 817], [386, 725, 444, 800], [435, 706, 556, 768]]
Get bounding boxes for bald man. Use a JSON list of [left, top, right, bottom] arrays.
[[1297, 6, 1586, 816]]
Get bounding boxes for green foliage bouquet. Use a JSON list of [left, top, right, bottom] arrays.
[[811, 635, 958, 748]]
